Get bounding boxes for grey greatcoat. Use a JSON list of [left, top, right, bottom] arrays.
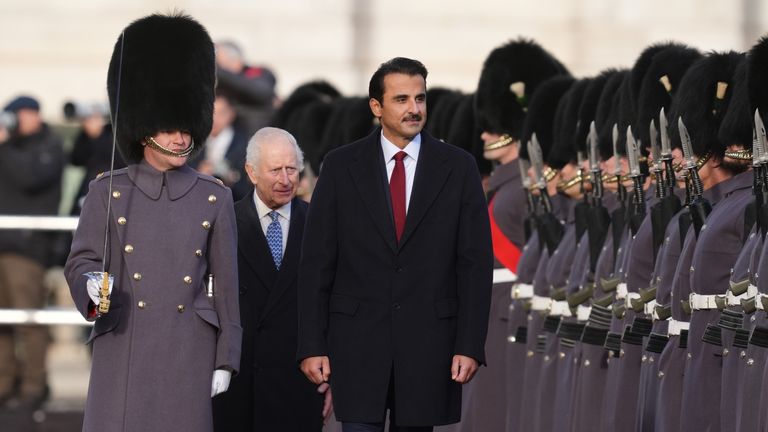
[[65, 161, 242, 432]]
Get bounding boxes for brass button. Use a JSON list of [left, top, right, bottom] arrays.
[[507, 336, 515, 343], [559, 352, 565, 359], [137, 300, 146, 309], [584, 359, 591, 367], [202, 221, 211, 230], [748, 358, 755, 366], [649, 356, 655, 363], [741, 351, 747, 358], [183, 276, 192, 284], [208, 195, 217, 203], [544, 355, 550, 362], [195, 249, 203, 257], [133, 272, 142, 281], [687, 353, 692, 360], [124, 244, 134, 253], [112, 191, 121, 199], [527, 350, 534, 358], [658, 371, 665, 379], [177, 305, 185, 313], [723, 348, 729, 357], [620, 349, 625, 358], [642, 355, 647, 363], [118, 217, 127, 225]]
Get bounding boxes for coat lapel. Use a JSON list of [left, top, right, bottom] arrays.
[[398, 133, 451, 249], [235, 195, 278, 290], [259, 198, 306, 322], [348, 131, 398, 254]]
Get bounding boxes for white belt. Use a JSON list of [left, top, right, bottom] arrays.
[[689, 293, 721, 310], [549, 300, 573, 317], [644, 299, 658, 316], [668, 319, 690, 336], [576, 305, 592, 322], [531, 295, 551, 311], [493, 268, 517, 284], [625, 292, 641, 310], [616, 283, 628, 300], [511, 283, 534, 300], [757, 293, 767, 311], [726, 288, 753, 307]]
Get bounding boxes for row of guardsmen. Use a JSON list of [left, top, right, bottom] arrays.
[[415, 35, 768, 432], [260, 35, 768, 431]]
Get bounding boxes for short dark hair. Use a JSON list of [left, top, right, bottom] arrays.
[[368, 57, 428, 103]]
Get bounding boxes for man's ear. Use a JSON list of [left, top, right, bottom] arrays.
[[245, 163, 258, 185], [369, 98, 382, 118]]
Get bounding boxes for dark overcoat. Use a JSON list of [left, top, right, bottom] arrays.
[[65, 161, 241, 432], [296, 129, 493, 426], [213, 195, 323, 431]]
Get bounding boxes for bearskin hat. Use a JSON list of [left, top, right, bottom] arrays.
[[748, 36, 768, 130], [547, 78, 591, 169], [575, 69, 618, 155], [596, 70, 629, 160], [271, 81, 341, 129], [635, 44, 702, 148], [668, 51, 745, 159], [474, 38, 569, 139], [518, 76, 575, 161], [718, 58, 751, 148], [107, 12, 215, 164]]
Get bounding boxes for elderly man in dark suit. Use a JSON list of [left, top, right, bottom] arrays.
[[297, 57, 493, 432], [213, 127, 331, 431]]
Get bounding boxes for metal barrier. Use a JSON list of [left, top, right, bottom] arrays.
[[0, 215, 517, 326]]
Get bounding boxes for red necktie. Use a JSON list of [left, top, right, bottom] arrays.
[[390, 151, 407, 242]]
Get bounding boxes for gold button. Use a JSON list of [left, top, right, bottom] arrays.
[[177, 305, 185, 313], [195, 249, 203, 257], [649, 356, 655, 363], [133, 272, 142, 281], [208, 195, 217, 203], [748, 358, 755, 366], [112, 191, 121, 199], [184, 276, 192, 284], [124, 244, 134, 253], [687, 353, 692, 360], [642, 355, 647, 363], [584, 359, 591, 367], [741, 351, 747, 358], [527, 350, 534, 358], [507, 336, 516, 343], [544, 355, 550, 362], [620, 349, 625, 358], [658, 371, 665, 379], [118, 217, 127, 225], [137, 300, 146, 309], [559, 352, 565, 359], [608, 351, 615, 358], [723, 348, 729, 357], [202, 221, 211, 230]]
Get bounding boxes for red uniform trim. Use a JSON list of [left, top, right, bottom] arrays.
[[488, 198, 522, 272]]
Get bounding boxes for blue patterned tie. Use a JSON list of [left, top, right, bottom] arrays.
[[266, 211, 282, 269]]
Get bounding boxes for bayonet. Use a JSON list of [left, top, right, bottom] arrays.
[[589, 121, 603, 205], [518, 156, 537, 215], [659, 108, 675, 195], [626, 126, 645, 208], [649, 119, 665, 198], [612, 123, 627, 204], [528, 135, 552, 213], [679, 116, 712, 236]]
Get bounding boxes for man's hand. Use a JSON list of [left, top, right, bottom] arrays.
[[317, 382, 334, 424], [300, 356, 331, 385], [211, 369, 232, 397], [451, 355, 479, 384]]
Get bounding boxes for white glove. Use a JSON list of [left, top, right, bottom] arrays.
[[84, 272, 113, 305], [211, 369, 232, 397]]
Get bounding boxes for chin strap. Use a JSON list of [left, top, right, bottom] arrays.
[[144, 136, 196, 157]]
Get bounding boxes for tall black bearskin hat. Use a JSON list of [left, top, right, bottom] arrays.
[[575, 69, 617, 155], [446, 94, 493, 176], [424, 87, 459, 134], [427, 89, 465, 142], [718, 58, 751, 148], [596, 70, 629, 160], [271, 81, 341, 129], [107, 12, 215, 164], [668, 51, 745, 159], [548, 78, 591, 169], [628, 43, 679, 117], [317, 97, 376, 169], [748, 36, 768, 129], [635, 44, 702, 148], [474, 38, 569, 139], [518, 76, 575, 161]]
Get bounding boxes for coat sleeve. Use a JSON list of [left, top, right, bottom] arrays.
[[64, 180, 108, 320], [209, 188, 243, 373], [454, 154, 494, 364], [296, 154, 339, 361]]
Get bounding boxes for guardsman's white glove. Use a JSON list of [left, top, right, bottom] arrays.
[[211, 369, 232, 397]]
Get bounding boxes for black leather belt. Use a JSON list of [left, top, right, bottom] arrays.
[[622, 324, 644, 346], [645, 332, 669, 353], [701, 324, 723, 347], [557, 321, 585, 342], [631, 317, 653, 337], [604, 332, 622, 355], [581, 325, 608, 346], [717, 308, 744, 331]]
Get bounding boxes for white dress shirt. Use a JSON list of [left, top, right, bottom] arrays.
[[381, 133, 421, 212], [253, 191, 291, 254]]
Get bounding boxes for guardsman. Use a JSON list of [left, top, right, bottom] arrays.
[[469, 39, 569, 432], [64, 13, 241, 432]]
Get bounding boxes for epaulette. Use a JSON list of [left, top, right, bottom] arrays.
[[93, 168, 129, 182], [196, 173, 229, 189]]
